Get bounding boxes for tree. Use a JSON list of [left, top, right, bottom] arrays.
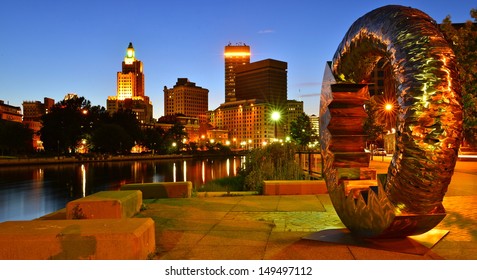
[[40, 96, 92, 154], [164, 122, 188, 153], [0, 120, 33, 155], [91, 123, 133, 154], [363, 97, 386, 148], [142, 126, 166, 154], [440, 9, 477, 147], [289, 113, 315, 149], [110, 109, 142, 144]]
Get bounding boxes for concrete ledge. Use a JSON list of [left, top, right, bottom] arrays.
[[0, 218, 155, 260], [120, 181, 192, 198], [66, 190, 142, 219], [263, 180, 328, 195]]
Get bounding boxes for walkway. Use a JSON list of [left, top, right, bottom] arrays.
[[137, 158, 477, 260]]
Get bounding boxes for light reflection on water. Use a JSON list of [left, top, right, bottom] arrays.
[[0, 156, 242, 222]]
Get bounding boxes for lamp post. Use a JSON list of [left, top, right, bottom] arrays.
[[271, 111, 280, 141]]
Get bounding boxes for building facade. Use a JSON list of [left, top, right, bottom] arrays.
[[309, 114, 320, 138], [0, 100, 22, 123], [164, 78, 208, 123], [235, 59, 288, 108], [208, 99, 281, 148], [22, 97, 55, 151], [224, 43, 251, 103], [285, 99, 304, 136], [107, 42, 153, 124], [156, 116, 201, 143], [22, 97, 54, 121]]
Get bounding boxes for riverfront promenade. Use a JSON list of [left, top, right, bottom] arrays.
[[138, 157, 477, 260]]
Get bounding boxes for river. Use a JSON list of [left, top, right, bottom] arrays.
[[0, 156, 243, 222]]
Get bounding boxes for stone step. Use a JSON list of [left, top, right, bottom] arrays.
[[0, 218, 155, 260], [120, 181, 192, 198], [66, 190, 142, 219]]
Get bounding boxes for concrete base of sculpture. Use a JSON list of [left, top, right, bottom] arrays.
[[263, 180, 328, 195], [303, 228, 449, 255], [66, 190, 143, 219], [0, 218, 156, 260], [120, 182, 192, 198]]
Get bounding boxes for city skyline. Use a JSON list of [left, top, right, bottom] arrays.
[[1, 0, 475, 119]]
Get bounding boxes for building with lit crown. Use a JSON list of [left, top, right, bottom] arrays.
[[224, 43, 250, 102], [107, 42, 153, 124], [207, 43, 303, 148]]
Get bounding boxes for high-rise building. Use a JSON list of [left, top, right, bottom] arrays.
[[286, 99, 304, 136], [235, 59, 288, 107], [309, 114, 320, 138], [224, 43, 250, 102], [210, 43, 302, 147], [164, 78, 208, 123], [107, 42, 153, 124]]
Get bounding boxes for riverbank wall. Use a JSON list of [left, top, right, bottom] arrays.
[[0, 154, 194, 167]]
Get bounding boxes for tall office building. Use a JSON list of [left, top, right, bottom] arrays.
[[224, 43, 250, 102], [210, 43, 302, 147], [164, 78, 208, 123], [107, 42, 153, 124], [235, 59, 288, 107]]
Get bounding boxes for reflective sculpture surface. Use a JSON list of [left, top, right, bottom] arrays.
[[320, 5, 463, 238]]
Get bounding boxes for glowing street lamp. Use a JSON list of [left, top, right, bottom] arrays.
[[271, 111, 280, 140], [384, 103, 393, 112]]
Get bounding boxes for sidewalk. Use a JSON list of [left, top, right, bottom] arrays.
[[137, 158, 477, 260]]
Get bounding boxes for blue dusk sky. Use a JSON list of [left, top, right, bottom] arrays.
[[0, 0, 475, 118]]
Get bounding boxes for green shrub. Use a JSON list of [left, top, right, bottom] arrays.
[[239, 143, 307, 193]]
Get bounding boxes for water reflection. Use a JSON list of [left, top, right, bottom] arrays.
[[81, 164, 86, 198], [0, 156, 242, 222]]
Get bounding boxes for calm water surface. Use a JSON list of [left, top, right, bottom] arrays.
[[0, 156, 243, 222]]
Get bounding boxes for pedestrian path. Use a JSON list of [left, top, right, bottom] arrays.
[[137, 192, 477, 260]]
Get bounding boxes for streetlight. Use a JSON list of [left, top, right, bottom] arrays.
[[271, 111, 280, 140]]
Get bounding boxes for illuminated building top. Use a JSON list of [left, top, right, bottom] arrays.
[[107, 42, 152, 124], [224, 43, 251, 103], [124, 42, 136, 65]]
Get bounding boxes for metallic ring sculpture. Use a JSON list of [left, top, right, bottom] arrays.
[[319, 5, 463, 238]]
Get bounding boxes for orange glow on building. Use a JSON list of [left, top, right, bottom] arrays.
[[224, 51, 251, 57], [224, 43, 251, 103], [107, 42, 153, 124]]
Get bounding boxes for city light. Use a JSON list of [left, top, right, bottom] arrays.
[[224, 51, 251, 57], [271, 111, 280, 121], [271, 111, 280, 140]]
